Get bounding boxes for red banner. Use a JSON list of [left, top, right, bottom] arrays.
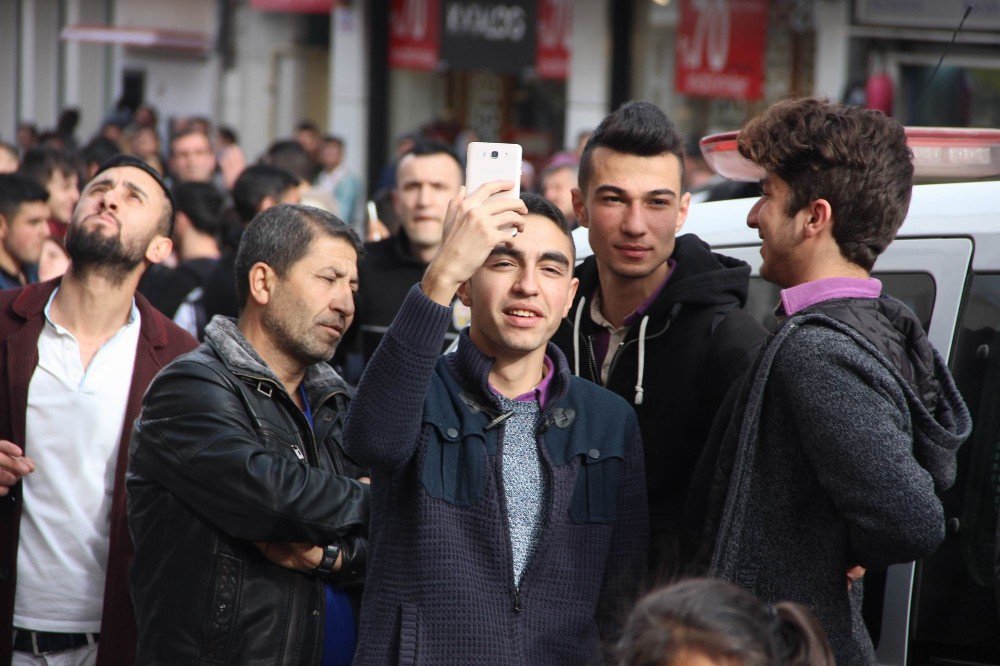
[[536, 0, 571, 80], [250, 0, 333, 13], [675, 0, 768, 101], [388, 0, 441, 72]]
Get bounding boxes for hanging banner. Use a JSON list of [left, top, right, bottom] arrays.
[[388, 0, 442, 71], [250, 0, 333, 13], [675, 0, 769, 101], [439, 0, 536, 74], [536, 0, 571, 80]]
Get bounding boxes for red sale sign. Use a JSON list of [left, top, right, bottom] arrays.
[[536, 0, 571, 80], [250, 0, 333, 12], [675, 0, 768, 101], [388, 0, 441, 72]]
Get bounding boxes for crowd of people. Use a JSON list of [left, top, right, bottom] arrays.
[[0, 95, 970, 666]]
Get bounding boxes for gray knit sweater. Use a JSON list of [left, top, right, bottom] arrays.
[[494, 393, 549, 585], [710, 300, 970, 665]]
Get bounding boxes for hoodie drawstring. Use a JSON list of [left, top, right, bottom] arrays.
[[572, 297, 586, 376], [634, 315, 650, 405]]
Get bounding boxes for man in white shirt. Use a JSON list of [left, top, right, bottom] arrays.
[[0, 155, 197, 665]]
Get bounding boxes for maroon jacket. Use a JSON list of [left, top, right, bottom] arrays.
[[0, 279, 197, 665]]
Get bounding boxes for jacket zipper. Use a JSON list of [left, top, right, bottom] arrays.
[[584, 335, 601, 385], [604, 314, 678, 385]]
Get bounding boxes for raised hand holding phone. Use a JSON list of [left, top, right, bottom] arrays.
[[420, 181, 527, 306]]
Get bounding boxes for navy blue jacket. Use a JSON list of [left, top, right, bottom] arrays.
[[345, 285, 648, 665]]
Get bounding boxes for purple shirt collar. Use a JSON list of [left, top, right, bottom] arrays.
[[489, 354, 556, 408], [622, 259, 676, 326], [779, 276, 883, 316]]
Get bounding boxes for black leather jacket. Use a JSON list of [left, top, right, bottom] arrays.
[[127, 317, 369, 665]]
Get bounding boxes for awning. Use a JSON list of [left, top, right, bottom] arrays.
[[59, 24, 213, 54]]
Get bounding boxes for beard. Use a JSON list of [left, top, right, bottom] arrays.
[[65, 218, 147, 284], [262, 297, 345, 367]]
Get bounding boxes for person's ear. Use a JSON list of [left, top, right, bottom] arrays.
[[0, 214, 9, 241], [456, 279, 473, 308], [562, 277, 580, 318], [258, 195, 277, 213], [675, 191, 691, 233], [247, 262, 276, 306], [144, 236, 173, 264], [572, 188, 588, 228], [802, 198, 834, 239]]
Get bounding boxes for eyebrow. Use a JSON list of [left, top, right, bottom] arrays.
[[488, 245, 570, 268], [593, 184, 678, 198], [85, 177, 149, 202]]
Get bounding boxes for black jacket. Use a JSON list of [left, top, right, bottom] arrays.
[[127, 317, 370, 665], [551, 234, 767, 580]]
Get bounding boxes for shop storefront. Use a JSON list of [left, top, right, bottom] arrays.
[[848, 0, 1000, 128], [382, 0, 572, 176], [627, 0, 815, 140]]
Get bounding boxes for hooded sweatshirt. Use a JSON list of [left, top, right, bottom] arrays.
[[706, 295, 971, 664], [551, 233, 768, 580]]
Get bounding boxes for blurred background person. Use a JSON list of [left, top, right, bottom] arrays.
[[0, 174, 50, 289], [18, 147, 80, 281], [0, 143, 19, 174], [540, 155, 579, 228], [315, 135, 363, 237], [617, 579, 835, 666]]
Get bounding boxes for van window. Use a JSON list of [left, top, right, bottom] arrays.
[[744, 273, 935, 331], [911, 273, 1000, 661]]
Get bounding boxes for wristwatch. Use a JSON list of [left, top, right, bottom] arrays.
[[313, 541, 342, 576]]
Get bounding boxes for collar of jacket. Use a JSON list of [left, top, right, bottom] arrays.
[[203, 315, 350, 407], [10, 276, 172, 349], [446, 329, 571, 413]]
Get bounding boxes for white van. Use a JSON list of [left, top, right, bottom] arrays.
[[573, 130, 1000, 665]]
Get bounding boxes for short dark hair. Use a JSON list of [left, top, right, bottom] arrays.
[[169, 127, 211, 154], [296, 120, 320, 134], [738, 97, 913, 272], [234, 204, 362, 309], [0, 173, 49, 222], [173, 181, 225, 238], [578, 101, 685, 194], [397, 137, 463, 181], [265, 140, 313, 183], [521, 192, 575, 262], [18, 147, 79, 186], [232, 164, 299, 224], [618, 579, 834, 666], [81, 137, 122, 169], [323, 135, 345, 148], [93, 154, 175, 236]]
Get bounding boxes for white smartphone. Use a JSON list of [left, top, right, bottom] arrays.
[[465, 142, 522, 200]]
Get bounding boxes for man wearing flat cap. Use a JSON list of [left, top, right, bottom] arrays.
[[0, 155, 197, 665]]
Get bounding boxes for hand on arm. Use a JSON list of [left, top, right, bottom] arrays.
[[255, 542, 333, 572], [0, 440, 35, 495], [420, 181, 527, 306]]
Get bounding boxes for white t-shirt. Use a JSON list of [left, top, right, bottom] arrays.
[[13, 291, 140, 632]]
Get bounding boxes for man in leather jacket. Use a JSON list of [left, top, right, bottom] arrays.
[[127, 204, 370, 665], [700, 98, 971, 664]]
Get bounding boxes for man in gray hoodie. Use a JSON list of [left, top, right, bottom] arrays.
[[704, 98, 971, 664]]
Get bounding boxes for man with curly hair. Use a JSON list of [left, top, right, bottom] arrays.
[[703, 98, 971, 664]]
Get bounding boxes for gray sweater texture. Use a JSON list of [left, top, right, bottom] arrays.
[[711, 300, 971, 665]]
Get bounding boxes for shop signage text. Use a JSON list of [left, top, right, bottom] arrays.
[[675, 0, 768, 101]]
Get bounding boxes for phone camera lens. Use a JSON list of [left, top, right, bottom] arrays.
[[490, 150, 499, 158]]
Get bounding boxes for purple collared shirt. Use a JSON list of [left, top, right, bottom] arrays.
[[592, 259, 676, 371], [489, 354, 556, 408], [779, 276, 883, 316]]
